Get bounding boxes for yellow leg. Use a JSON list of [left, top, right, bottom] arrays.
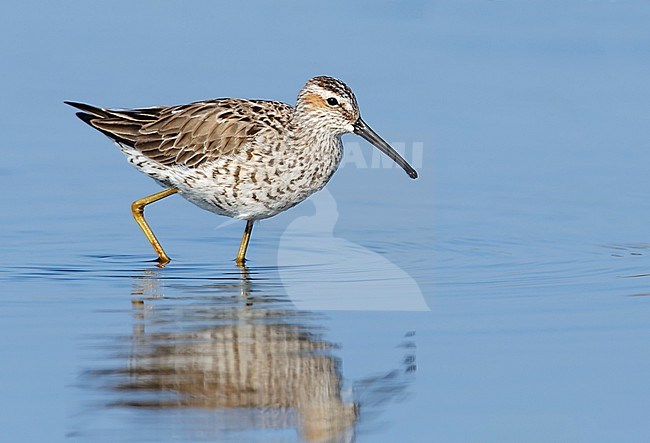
[[236, 220, 254, 266], [131, 187, 178, 264]]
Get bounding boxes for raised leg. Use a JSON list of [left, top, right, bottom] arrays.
[[236, 220, 255, 266], [131, 187, 179, 264]]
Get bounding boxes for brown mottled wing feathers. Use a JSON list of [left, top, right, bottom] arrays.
[[68, 99, 291, 167]]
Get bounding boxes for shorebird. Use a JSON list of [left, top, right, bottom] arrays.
[[66, 76, 417, 266]]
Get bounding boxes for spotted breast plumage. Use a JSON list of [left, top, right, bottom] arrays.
[[66, 76, 417, 265]]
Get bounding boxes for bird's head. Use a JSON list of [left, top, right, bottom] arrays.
[[296, 76, 418, 179], [296, 76, 360, 134]]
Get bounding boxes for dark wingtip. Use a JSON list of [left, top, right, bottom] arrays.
[[64, 100, 99, 113], [64, 101, 94, 125], [65, 101, 108, 127], [65, 100, 137, 147], [75, 111, 95, 126], [64, 100, 86, 110]]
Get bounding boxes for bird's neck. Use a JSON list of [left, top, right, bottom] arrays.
[[286, 106, 340, 148], [280, 107, 343, 181]]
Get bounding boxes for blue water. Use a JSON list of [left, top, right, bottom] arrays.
[[2, 1, 650, 442]]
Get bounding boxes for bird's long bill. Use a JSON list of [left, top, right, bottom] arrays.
[[353, 118, 418, 179]]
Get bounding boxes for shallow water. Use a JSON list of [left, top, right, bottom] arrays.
[[2, 1, 650, 442]]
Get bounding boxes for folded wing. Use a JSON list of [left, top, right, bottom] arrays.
[[65, 100, 279, 167]]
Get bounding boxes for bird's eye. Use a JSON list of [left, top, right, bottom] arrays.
[[326, 97, 339, 106]]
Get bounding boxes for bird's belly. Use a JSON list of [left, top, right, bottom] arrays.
[[170, 164, 335, 221], [178, 182, 306, 220], [119, 143, 341, 221]]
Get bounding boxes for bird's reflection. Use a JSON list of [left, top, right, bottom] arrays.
[[89, 266, 414, 442]]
